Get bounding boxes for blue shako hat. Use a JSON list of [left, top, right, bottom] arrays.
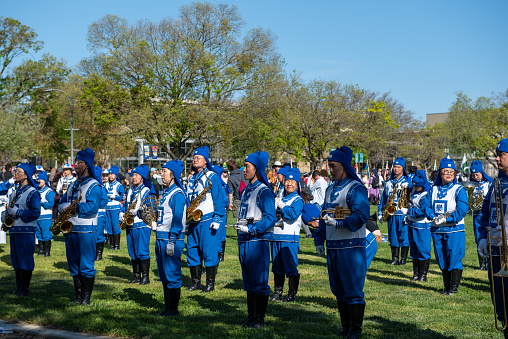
[[36, 170, 51, 188], [75, 148, 100, 183], [284, 167, 301, 196], [497, 138, 508, 153], [302, 203, 321, 224], [390, 157, 408, 180], [192, 146, 214, 172], [212, 165, 228, 188], [93, 166, 104, 187], [469, 160, 493, 183], [278, 166, 291, 178], [327, 146, 362, 184], [412, 170, 431, 192], [132, 164, 156, 195], [433, 158, 457, 186], [17, 163, 37, 188], [245, 151, 271, 190], [109, 165, 120, 178], [163, 160, 186, 193]]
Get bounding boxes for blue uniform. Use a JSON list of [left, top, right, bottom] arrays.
[[36, 185, 55, 242], [365, 230, 377, 269], [105, 180, 125, 236], [96, 186, 108, 243], [407, 190, 432, 260], [472, 180, 490, 245], [124, 184, 152, 261]]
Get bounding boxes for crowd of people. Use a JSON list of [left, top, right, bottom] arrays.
[[1, 140, 508, 338]]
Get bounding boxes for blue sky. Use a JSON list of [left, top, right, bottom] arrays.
[[3, 0, 507, 120]]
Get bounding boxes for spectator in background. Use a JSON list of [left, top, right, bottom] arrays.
[[368, 170, 380, 205], [267, 161, 282, 190], [310, 170, 327, 208], [150, 168, 160, 197], [320, 169, 330, 184], [2, 164, 13, 182], [227, 160, 243, 219], [124, 167, 132, 188]]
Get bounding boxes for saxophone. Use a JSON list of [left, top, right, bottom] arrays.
[[2, 188, 17, 231], [51, 186, 82, 236], [119, 192, 140, 230], [382, 183, 399, 222], [186, 170, 212, 223], [472, 189, 485, 211]]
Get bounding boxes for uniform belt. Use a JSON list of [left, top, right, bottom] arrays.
[[326, 238, 366, 249], [272, 234, 300, 242], [129, 222, 146, 229], [238, 232, 272, 242], [72, 225, 94, 232], [9, 226, 36, 233]]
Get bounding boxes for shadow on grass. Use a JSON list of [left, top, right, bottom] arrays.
[[298, 257, 327, 267], [0, 254, 11, 266], [53, 261, 70, 271], [104, 265, 131, 279], [123, 287, 160, 309], [108, 254, 131, 265], [367, 268, 438, 292], [367, 316, 454, 338], [223, 278, 244, 291]]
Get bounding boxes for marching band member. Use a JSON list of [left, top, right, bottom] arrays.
[[2, 163, 41, 296], [235, 151, 275, 328], [156, 160, 187, 317], [313, 146, 369, 339], [270, 167, 304, 303], [60, 148, 102, 305], [56, 163, 76, 196], [212, 165, 230, 263], [35, 171, 55, 257], [186, 146, 226, 293], [105, 165, 125, 250], [378, 157, 413, 265], [470, 160, 492, 270], [425, 158, 468, 295], [94, 166, 109, 261], [274, 166, 290, 201], [122, 164, 155, 285], [406, 170, 432, 282], [478, 139, 508, 336]]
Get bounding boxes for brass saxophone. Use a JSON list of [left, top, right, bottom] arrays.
[[51, 186, 82, 236], [398, 186, 411, 209], [119, 192, 140, 230], [472, 190, 485, 211], [186, 170, 212, 223], [139, 196, 159, 230], [2, 188, 18, 231], [382, 184, 399, 222]]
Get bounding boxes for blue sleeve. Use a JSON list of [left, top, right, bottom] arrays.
[[281, 197, 304, 220], [446, 187, 469, 223], [170, 192, 186, 239], [18, 190, 41, 222], [341, 185, 369, 232], [313, 220, 326, 246], [424, 187, 436, 220], [408, 192, 430, 218], [76, 184, 102, 217], [101, 187, 109, 209], [0, 181, 13, 192], [115, 184, 125, 202], [211, 174, 225, 223], [41, 190, 55, 209], [249, 188, 276, 234], [378, 183, 388, 216]]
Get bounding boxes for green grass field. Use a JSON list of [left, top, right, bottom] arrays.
[[0, 208, 501, 338]]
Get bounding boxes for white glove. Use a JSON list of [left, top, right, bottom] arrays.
[[58, 202, 70, 213], [401, 182, 408, 188], [0, 196, 8, 205], [236, 225, 249, 233], [378, 215, 383, 223], [400, 207, 408, 215], [166, 241, 175, 256], [316, 245, 325, 255], [490, 225, 503, 242], [478, 239, 489, 258], [119, 212, 124, 222], [8, 178, 15, 185], [151, 221, 157, 231], [434, 216, 446, 225], [324, 215, 336, 227], [210, 222, 220, 230], [129, 208, 138, 216], [7, 206, 19, 217], [108, 194, 115, 199], [276, 199, 285, 210]]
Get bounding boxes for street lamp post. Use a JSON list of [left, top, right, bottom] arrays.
[[44, 89, 79, 161]]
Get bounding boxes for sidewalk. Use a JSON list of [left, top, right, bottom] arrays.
[[0, 320, 113, 339]]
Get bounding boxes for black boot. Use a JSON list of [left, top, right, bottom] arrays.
[[114, 234, 120, 250], [347, 303, 365, 339], [105, 234, 110, 247], [108, 234, 114, 249], [187, 266, 202, 291], [95, 242, 104, 261], [283, 274, 299, 302], [270, 274, 285, 301], [220, 241, 226, 261], [20, 270, 32, 296], [44, 241, 51, 257], [159, 285, 170, 316], [411, 259, 420, 281], [441, 270, 451, 295], [390, 246, 399, 265], [129, 260, 141, 284], [249, 294, 269, 328], [72, 274, 83, 304], [447, 269, 463, 295], [400, 246, 409, 265], [419, 259, 430, 282], [479, 254, 487, 271], [242, 291, 256, 327], [337, 301, 350, 337], [37, 242, 44, 255], [166, 287, 181, 316], [13, 270, 22, 296], [201, 265, 216, 293], [81, 276, 95, 305], [139, 259, 150, 285]]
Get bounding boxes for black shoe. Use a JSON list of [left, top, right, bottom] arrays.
[[419, 259, 430, 282], [95, 242, 104, 261], [270, 274, 285, 301], [249, 294, 269, 328], [347, 303, 365, 339], [37, 242, 44, 256], [441, 270, 451, 295], [81, 276, 95, 305], [166, 287, 181, 316], [242, 291, 256, 327], [139, 259, 150, 285], [72, 274, 83, 304], [114, 234, 120, 250], [390, 246, 399, 265], [188, 266, 202, 291], [105, 234, 110, 247], [447, 269, 463, 295], [129, 260, 141, 284], [411, 259, 420, 281], [400, 246, 409, 266], [219, 241, 226, 262], [283, 274, 299, 302], [13, 270, 22, 296], [43, 241, 51, 257], [108, 234, 115, 249], [337, 301, 350, 337], [20, 270, 32, 296], [201, 265, 216, 293]]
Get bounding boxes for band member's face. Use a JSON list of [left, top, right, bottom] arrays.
[[329, 161, 346, 182], [277, 173, 284, 182], [496, 151, 508, 173], [193, 155, 207, 171], [74, 160, 88, 177], [472, 172, 483, 182], [63, 169, 72, 176], [308, 220, 319, 228], [131, 173, 142, 186], [102, 175, 109, 183], [14, 168, 27, 184], [161, 168, 174, 185], [109, 173, 117, 181], [414, 186, 424, 192], [393, 165, 403, 176], [243, 162, 257, 181], [440, 169, 456, 185], [38, 180, 46, 188], [284, 179, 298, 194]]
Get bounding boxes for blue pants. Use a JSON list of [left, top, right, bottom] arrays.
[[96, 212, 105, 243], [105, 208, 121, 235], [239, 240, 270, 295], [10, 232, 35, 271], [156, 239, 184, 288], [488, 247, 508, 322], [186, 219, 219, 267], [36, 218, 53, 241], [126, 226, 151, 260], [270, 241, 299, 277], [431, 231, 465, 271], [327, 247, 366, 305], [387, 214, 409, 247], [472, 211, 482, 245], [409, 224, 431, 260], [219, 213, 227, 252], [64, 232, 96, 278], [365, 232, 377, 269]]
